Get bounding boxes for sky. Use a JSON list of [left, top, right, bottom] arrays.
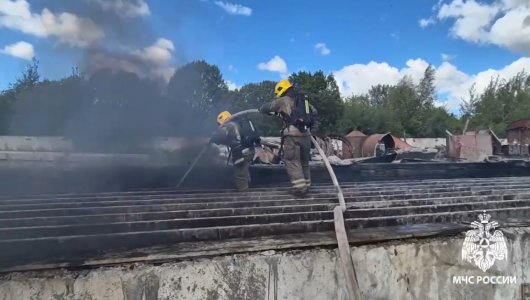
[[1, 0, 530, 112]]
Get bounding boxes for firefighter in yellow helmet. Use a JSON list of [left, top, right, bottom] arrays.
[[259, 80, 317, 196], [210, 111, 260, 192]]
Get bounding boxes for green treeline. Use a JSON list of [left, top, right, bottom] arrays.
[[1, 59, 528, 151]]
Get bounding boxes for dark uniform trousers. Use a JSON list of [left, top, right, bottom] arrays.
[[282, 135, 311, 193]]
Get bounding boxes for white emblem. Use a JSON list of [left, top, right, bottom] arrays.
[[462, 211, 508, 272]]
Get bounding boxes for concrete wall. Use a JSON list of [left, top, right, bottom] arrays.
[[0, 136, 221, 167], [0, 136, 73, 152], [0, 136, 209, 154], [0, 228, 528, 300], [402, 138, 446, 149]]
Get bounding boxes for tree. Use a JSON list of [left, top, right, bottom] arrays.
[[0, 58, 41, 134], [460, 84, 478, 118], [12, 58, 40, 92], [64, 69, 165, 151], [229, 81, 282, 136], [368, 84, 391, 107], [386, 76, 423, 136], [460, 72, 530, 137], [166, 61, 230, 136], [230, 80, 276, 111], [9, 74, 87, 136], [417, 65, 436, 108], [289, 71, 344, 134]]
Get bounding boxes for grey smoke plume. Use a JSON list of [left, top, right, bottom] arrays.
[[5, 0, 227, 153], [81, 0, 174, 81], [29, 0, 174, 80]]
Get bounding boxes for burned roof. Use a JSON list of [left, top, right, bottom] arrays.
[[1, 174, 530, 272], [345, 130, 366, 137], [507, 119, 530, 131]]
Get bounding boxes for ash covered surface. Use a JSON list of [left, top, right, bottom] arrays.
[[0, 176, 529, 271], [1, 160, 530, 195]]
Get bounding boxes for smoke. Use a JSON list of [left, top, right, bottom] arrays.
[[81, 0, 174, 81], [25, 0, 173, 80], [86, 38, 176, 82], [3, 0, 229, 155]]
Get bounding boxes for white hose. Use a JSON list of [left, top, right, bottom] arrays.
[[311, 136, 346, 212]]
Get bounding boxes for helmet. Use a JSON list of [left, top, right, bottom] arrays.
[[274, 80, 292, 97], [217, 111, 232, 125]]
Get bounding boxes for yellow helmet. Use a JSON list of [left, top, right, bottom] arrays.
[[217, 111, 232, 125], [274, 80, 292, 97]]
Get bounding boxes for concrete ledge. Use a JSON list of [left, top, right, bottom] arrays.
[[0, 227, 527, 300], [0, 223, 467, 273]]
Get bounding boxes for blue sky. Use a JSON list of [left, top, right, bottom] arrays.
[[1, 0, 530, 110]]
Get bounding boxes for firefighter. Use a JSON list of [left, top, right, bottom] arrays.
[[210, 111, 260, 192], [259, 80, 316, 196]]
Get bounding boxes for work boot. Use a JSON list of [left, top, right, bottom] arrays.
[[236, 187, 250, 193], [288, 188, 307, 198]]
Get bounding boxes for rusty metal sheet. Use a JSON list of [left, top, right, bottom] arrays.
[[345, 130, 366, 137], [447, 133, 492, 161], [361, 133, 395, 157], [343, 136, 366, 159]]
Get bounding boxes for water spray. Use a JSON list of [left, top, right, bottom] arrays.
[[176, 109, 259, 188]]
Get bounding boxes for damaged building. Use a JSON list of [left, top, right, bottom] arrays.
[[0, 129, 529, 300]]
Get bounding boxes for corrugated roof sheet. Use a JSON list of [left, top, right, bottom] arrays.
[[507, 119, 530, 131]]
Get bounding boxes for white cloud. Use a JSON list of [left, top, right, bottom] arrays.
[[257, 55, 288, 75], [419, 17, 436, 28], [314, 43, 331, 56], [437, 0, 501, 43], [214, 1, 252, 16], [434, 0, 530, 54], [1, 40, 34, 60], [434, 61, 472, 109], [227, 64, 238, 72], [434, 58, 530, 110], [489, 5, 530, 53], [333, 59, 429, 97], [0, 0, 104, 47], [226, 80, 240, 91], [334, 57, 530, 111], [92, 0, 150, 18], [441, 53, 457, 61], [433, 0, 445, 11]]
